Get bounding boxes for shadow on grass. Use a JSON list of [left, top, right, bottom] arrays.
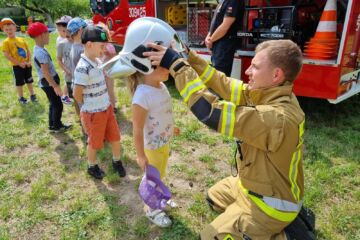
[[53, 132, 81, 173]]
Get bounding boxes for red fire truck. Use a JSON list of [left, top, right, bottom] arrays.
[[91, 0, 360, 104]]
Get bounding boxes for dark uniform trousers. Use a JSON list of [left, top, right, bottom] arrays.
[[211, 37, 238, 77]]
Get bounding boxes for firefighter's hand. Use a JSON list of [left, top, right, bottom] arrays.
[[144, 43, 181, 70], [143, 42, 167, 66]]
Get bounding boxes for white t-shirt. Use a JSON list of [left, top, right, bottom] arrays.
[[74, 54, 110, 113], [132, 83, 174, 150]]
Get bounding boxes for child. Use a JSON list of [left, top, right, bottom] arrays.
[[97, 22, 118, 112], [55, 15, 73, 105], [1, 18, 37, 104], [55, 15, 72, 46], [67, 17, 87, 116], [127, 58, 174, 228], [28, 22, 71, 132], [73, 25, 126, 179]]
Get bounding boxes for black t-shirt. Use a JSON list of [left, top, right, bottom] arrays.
[[209, 0, 244, 39]]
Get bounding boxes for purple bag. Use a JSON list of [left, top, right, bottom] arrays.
[[138, 165, 171, 210]]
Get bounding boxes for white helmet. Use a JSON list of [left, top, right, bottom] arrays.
[[102, 17, 185, 78]]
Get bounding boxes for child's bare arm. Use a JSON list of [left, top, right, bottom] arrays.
[[104, 74, 116, 106], [25, 45, 32, 67], [73, 85, 84, 105], [41, 63, 62, 96], [3, 51, 24, 67], [57, 57, 71, 75], [132, 104, 149, 171]]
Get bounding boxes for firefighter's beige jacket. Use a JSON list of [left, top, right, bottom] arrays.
[[169, 51, 305, 222]]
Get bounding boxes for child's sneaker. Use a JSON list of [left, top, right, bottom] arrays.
[[146, 209, 172, 228], [18, 97, 28, 104], [88, 164, 105, 179], [112, 160, 126, 177], [30, 94, 38, 103], [61, 95, 73, 105]]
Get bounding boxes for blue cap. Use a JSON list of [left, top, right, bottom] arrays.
[[67, 17, 87, 36]]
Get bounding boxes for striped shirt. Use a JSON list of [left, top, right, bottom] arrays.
[[74, 54, 110, 113]]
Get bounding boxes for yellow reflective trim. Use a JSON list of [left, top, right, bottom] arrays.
[[239, 181, 297, 222], [290, 120, 305, 201], [183, 84, 205, 103], [199, 65, 210, 80], [230, 79, 243, 105], [180, 78, 201, 96], [223, 234, 234, 240], [221, 102, 229, 135], [236, 80, 243, 105], [203, 67, 215, 84], [289, 150, 301, 202], [230, 80, 236, 103], [297, 120, 305, 147], [295, 150, 302, 201], [220, 101, 235, 137], [229, 104, 235, 137]]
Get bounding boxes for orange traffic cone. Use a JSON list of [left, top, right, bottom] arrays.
[[304, 0, 339, 60]]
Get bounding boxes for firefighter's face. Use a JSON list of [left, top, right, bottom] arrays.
[[245, 50, 283, 90]]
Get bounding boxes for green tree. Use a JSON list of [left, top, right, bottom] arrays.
[[0, 0, 91, 26]]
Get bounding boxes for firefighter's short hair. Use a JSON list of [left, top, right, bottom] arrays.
[[255, 40, 302, 83]]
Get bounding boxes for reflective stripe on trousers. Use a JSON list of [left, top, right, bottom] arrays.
[[238, 181, 302, 222]]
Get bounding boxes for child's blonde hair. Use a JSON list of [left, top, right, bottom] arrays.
[[127, 72, 144, 96]]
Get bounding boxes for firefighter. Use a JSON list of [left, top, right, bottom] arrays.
[[145, 40, 305, 239], [205, 0, 244, 77], [104, 18, 305, 240]]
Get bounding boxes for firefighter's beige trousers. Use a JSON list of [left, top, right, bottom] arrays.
[[200, 176, 288, 240]]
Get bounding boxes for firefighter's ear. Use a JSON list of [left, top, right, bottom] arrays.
[[273, 67, 285, 85]]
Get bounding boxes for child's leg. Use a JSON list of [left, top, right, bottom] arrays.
[[24, 67, 35, 96], [16, 86, 24, 98], [106, 107, 126, 176], [87, 145, 97, 165], [41, 87, 53, 127], [109, 140, 121, 159], [144, 143, 170, 180], [63, 84, 68, 96], [26, 83, 35, 96]]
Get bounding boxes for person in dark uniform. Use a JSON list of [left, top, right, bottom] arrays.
[[205, 0, 244, 77]]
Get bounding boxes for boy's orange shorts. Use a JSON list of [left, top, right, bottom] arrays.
[[81, 106, 120, 150]]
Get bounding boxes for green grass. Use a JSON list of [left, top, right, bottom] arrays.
[[0, 33, 359, 239]]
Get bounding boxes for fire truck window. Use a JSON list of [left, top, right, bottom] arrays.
[[128, 0, 145, 4], [92, 0, 119, 16]]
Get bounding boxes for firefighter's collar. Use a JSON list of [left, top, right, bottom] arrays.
[[246, 83, 293, 105]]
